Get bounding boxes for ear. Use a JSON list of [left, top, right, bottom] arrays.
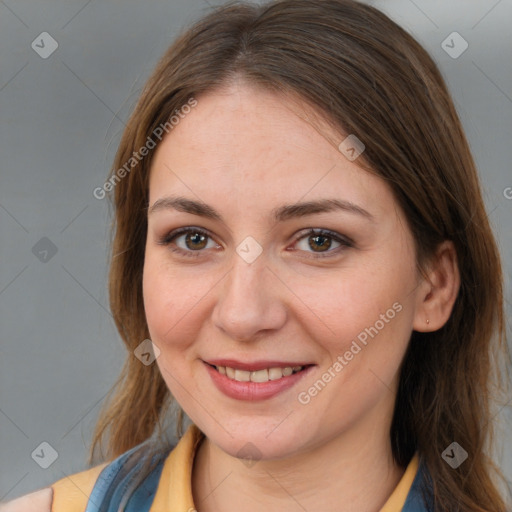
[[412, 240, 460, 332]]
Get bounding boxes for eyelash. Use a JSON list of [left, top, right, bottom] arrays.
[[157, 227, 354, 259]]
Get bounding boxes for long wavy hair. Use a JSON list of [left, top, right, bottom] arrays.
[[88, 1, 510, 510]]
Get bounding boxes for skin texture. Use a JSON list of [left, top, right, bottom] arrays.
[[0, 487, 52, 512], [143, 82, 459, 512]]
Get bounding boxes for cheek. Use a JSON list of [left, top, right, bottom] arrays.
[[301, 255, 416, 368], [142, 258, 202, 399], [308, 271, 410, 337], [142, 253, 214, 351], [143, 254, 186, 349]]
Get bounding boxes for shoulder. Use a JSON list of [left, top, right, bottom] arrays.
[[50, 441, 174, 512], [0, 463, 107, 512], [51, 461, 109, 512], [0, 487, 53, 512]]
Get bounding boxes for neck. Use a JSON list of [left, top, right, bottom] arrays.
[[191, 416, 405, 512]]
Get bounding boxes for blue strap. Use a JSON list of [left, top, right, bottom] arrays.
[[402, 459, 434, 511], [84, 443, 170, 512]]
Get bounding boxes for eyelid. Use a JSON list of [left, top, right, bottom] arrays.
[[158, 226, 217, 246], [293, 227, 354, 246]]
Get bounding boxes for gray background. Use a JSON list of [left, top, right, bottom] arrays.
[[1, 0, 511, 503]]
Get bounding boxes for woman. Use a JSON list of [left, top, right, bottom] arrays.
[[4, 0, 508, 510]]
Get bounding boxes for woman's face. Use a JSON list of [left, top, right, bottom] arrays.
[[143, 83, 424, 460]]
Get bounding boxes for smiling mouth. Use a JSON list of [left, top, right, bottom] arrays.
[[208, 364, 308, 383]]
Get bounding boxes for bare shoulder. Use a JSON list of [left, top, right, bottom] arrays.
[[0, 487, 53, 512]]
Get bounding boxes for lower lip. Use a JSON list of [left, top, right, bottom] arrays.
[[205, 363, 313, 401]]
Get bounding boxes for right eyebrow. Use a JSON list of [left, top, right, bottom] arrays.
[[148, 196, 223, 221]]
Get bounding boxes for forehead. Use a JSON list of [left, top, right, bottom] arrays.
[[148, 83, 395, 222]]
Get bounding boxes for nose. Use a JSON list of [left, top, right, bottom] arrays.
[[211, 251, 288, 342]]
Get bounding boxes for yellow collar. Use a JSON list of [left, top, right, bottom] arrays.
[[150, 424, 419, 511]]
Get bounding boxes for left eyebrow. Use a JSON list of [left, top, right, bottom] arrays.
[[147, 196, 374, 223], [272, 198, 374, 222]]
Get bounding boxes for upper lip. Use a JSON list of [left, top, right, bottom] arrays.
[[205, 359, 313, 371]]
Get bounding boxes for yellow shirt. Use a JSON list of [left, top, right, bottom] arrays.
[[51, 424, 420, 511]]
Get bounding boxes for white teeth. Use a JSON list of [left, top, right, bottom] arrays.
[[215, 365, 304, 382], [250, 369, 269, 383], [268, 367, 283, 380], [234, 369, 251, 382]]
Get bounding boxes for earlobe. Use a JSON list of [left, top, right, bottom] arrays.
[[413, 241, 460, 332]]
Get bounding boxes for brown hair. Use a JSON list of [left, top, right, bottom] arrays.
[[89, 1, 510, 510]]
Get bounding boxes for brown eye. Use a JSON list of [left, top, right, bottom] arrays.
[[294, 228, 353, 258], [158, 227, 219, 258], [184, 231, 208, 250], [308, 234, 333, 252]]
